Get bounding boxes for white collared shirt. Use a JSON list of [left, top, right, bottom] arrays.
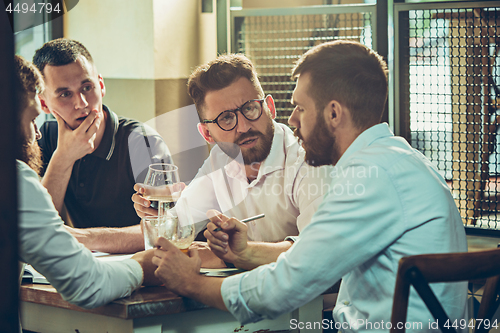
[[182, 122, 333, 242]]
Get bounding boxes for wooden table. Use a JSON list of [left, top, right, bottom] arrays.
[[20, 235, 497, 333], [20, 283, 325, 333]]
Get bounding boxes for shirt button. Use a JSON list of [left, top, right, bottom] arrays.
[[79, 183, 85, 187]]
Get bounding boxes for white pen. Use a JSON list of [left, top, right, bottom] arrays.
[[212, 213, 265, 232]]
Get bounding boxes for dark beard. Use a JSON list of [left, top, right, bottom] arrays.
[[19, 140, 43, 176], [217, 119, 274, 166], [294, 115, 340, 167], [241, 120, 274, 165]]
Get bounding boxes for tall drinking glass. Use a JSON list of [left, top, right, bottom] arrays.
[[141, 215, 168, 250], [143, 163, 181, 218]]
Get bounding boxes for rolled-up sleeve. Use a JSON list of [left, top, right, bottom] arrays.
[[222, 273, 263, 324]]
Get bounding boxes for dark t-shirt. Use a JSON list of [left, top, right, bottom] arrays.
[[38, 106, 172, 228]]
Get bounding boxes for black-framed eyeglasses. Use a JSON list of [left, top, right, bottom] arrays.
[[201, 97, 267, 131]]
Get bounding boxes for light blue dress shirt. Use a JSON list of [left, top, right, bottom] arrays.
[[221, 123, 468, 332], [17, 160, 143, 309]]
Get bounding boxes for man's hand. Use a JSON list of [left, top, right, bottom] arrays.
[[131, 249, 162, 286], [152, 237, 202, 294], [41, 110, 103, 213], [189, 241, 226, 269], [203, 210, 250, 266], [132, 183, 186, 218], [52, 109, 102, 166]]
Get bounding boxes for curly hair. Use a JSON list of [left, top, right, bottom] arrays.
[[14, 55, 44, 110], [14, 55, 44, 174]]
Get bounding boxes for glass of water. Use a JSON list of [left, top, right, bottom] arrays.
[[143, 163, 181, 217]]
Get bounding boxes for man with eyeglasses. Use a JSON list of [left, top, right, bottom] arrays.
[[75, 54, 332, 269], [133, 54, 333, 269], [198, 96, 272, 167]]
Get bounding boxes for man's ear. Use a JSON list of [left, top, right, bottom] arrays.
[[197, 123, 215, 144], [325, 100, 344, 131], [38, 94, 52, 115], [265, 95, 276, 119], [98, 74, 106, 98]]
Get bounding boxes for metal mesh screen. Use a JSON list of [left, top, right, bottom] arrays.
[[403, 6, 500, 229], [234, 10, 374, 125]]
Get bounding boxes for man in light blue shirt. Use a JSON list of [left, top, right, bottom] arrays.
[[150, 41, 468, 332]]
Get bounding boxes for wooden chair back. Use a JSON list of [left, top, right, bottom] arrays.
[[390, 248, 500, 333]]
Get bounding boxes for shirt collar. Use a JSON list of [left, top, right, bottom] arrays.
[[336, 122, 394, 166], [256, 121, 286, 176], [91, 105, 119, 160]]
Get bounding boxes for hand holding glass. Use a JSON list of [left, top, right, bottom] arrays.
[[143, 163, 181, 217]]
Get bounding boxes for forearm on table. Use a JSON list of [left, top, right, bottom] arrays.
[[235, 240, 293, 271], [67, 224, 144, 254], [182, 275, 226, 311], [41, 152, 75, 213]]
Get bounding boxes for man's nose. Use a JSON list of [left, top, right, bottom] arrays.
[[235, 111, 251, 133], [288, 107, 299, 128], [75, 93, 88, 109]]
